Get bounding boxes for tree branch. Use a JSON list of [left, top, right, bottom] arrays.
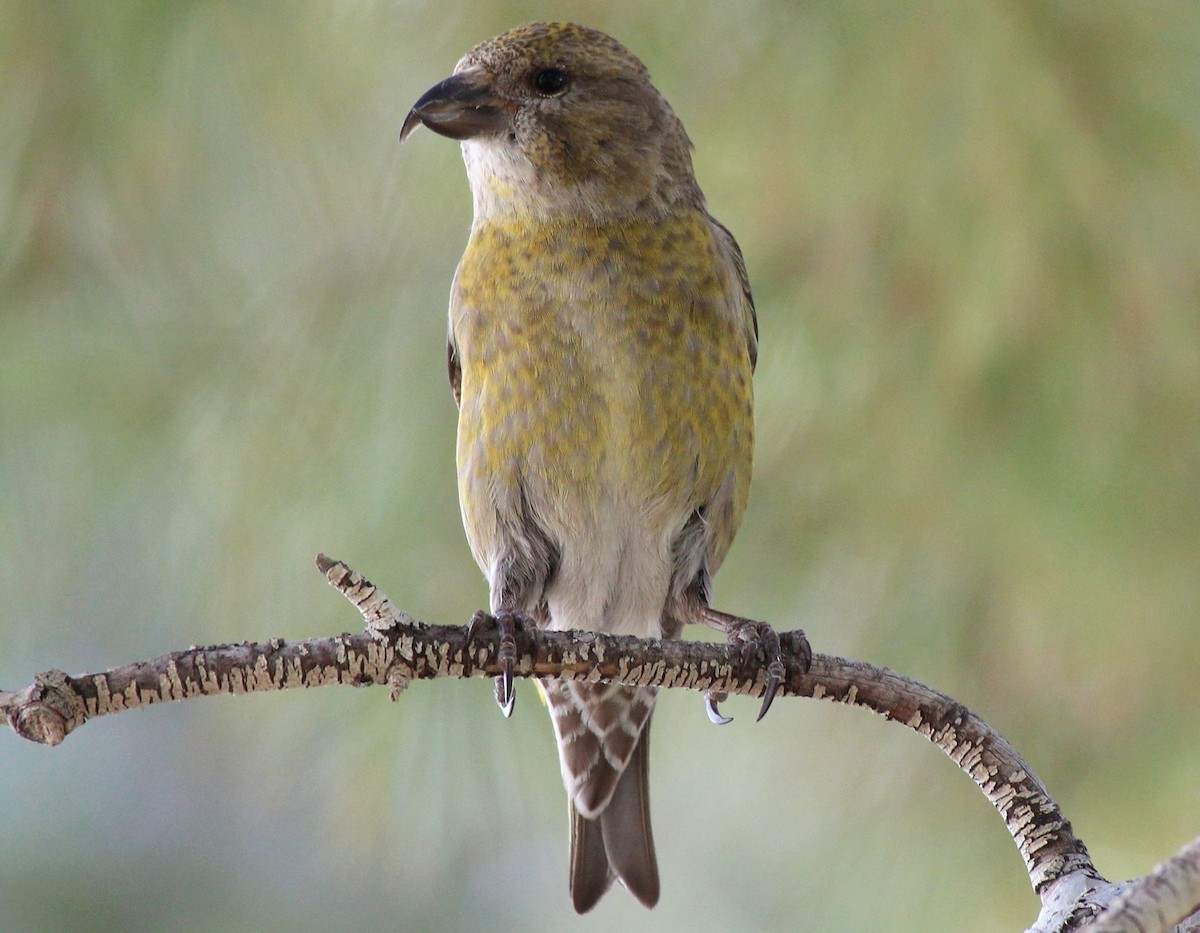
[[1088, 836, 1200, 933], [2, 554, 1197, 932]]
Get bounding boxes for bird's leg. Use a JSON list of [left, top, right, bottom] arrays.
[[697, 607, 811, 721], [465, 608, 535, 718]]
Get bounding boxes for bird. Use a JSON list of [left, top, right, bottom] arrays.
[[401, 21, 796, 912]]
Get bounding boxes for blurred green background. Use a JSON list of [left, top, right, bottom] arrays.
[[2, 1, 1198, 930]]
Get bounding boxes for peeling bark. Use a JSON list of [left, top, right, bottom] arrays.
[[2, 554, 1197, 932]]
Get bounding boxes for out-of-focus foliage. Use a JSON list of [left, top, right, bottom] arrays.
[[2, 2, 1197, 930]]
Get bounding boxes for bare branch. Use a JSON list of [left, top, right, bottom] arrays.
[[1086, 835, 1200, 933], [4, 554, 1198, 931]]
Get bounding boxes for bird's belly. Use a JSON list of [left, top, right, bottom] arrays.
[[456, 352, 679, 637], [451, 216, 753, 635]]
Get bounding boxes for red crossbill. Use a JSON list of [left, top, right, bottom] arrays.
[[403, 21, 792, 913]]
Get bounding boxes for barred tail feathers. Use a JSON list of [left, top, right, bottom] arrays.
[[544, 680, 660, 911]]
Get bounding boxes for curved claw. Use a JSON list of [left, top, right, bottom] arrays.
[[705, 691, 733, 725], [756, 623, 785, 720], [495, 673, 516, 718], [756, 659, 785, 722], [465, 609, 491, 644], [494, 610, 519, 718], [467, 609, 521, 718]]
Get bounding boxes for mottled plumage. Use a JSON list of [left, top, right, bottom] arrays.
[[403, 22, 758, 912]]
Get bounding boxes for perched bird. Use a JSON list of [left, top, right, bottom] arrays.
[[402, 22, 793, 912]]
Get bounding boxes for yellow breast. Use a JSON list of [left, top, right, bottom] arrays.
[[450, 209, 754, 576]]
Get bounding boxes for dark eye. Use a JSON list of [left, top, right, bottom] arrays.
[[532, 67, 570, 97]]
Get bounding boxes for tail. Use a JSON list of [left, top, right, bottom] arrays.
[[568, 721, 660, 912], [541, 679, 661, 912]]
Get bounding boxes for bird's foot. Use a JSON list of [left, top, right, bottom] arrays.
[[465, 609, 534, 718], [700, 608, 811, 722], [729, 618, 784, 721]]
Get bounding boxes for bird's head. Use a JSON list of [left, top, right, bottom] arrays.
[[401, 22, 702, 223]]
